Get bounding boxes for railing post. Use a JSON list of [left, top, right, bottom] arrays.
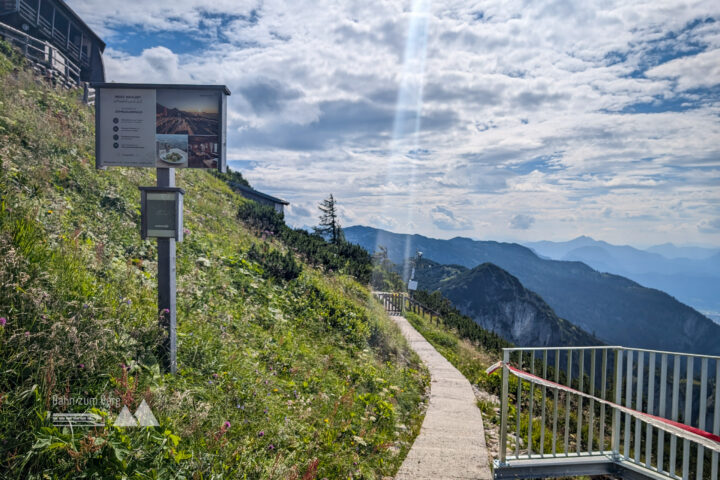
[[611, 349, 623, 459], [500, 348, 510, 465]]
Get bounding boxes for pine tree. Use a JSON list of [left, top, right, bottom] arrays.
[[314, 194, 343, 244]]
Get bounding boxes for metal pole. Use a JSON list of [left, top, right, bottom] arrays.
[[612, 349, 623, 457], [500, 349, 510, 465], [157, 168, 177, 374]]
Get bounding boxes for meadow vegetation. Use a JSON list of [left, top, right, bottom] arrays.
[[0, 42, 429, 479]]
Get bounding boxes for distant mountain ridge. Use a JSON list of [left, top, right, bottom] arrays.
[[524, 237, 720, 317], [345, 225, 720, 355], [646, 242, 720, 260], [417, 260, 601, 347]]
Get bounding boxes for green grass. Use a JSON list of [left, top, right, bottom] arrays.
[[0, 42, 429, 479]]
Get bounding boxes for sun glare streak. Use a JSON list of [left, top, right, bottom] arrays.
[[376, 0, 431, 280]]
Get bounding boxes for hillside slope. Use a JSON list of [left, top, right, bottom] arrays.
[[418, 261, 601, 347], [0, 45, 428, 479], [345, 225, 720, 355]]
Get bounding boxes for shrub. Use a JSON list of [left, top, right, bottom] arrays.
[[246, 243, 302, 281], [237, 202, 372, 283], [237, 201, 285, 234]]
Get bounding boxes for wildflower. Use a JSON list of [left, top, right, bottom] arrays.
[[324, 418, 329, 423], [258, 431, 264, 437], [79, 364, 85, 369], [223, 421, 231, 430], [24, 331, 30, 337], [0, 317, 6, 327], [213, 373, 219, 378], [268, 444, 275, 450], [83, 303, 89, 309], [183, 228, 190, 235], [163, 308, 170, 314], [47, 210, 53, 214]]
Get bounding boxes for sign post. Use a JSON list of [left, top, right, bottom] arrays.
[[93, 83, 230, 374], [139, 181, 185, 373], [157, 169, 177, 374]]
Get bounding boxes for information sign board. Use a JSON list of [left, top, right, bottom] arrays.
[[93, 83, 230, 172]]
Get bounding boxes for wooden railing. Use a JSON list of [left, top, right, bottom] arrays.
[[82, 83, 95, 105], [373, 291, 442, 323], [0, 20, 81, 89]]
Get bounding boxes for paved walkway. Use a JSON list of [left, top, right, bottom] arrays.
[[392, 315, 493, 480]]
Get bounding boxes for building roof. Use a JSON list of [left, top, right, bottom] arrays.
[[54, 0, 106, 51], [229, 182, 289, 205]]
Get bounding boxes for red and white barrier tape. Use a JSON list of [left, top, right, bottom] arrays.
[[486, 361, 720, 454]]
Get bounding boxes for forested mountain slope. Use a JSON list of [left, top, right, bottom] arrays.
[[416, 260, 601, 347], [345, 225, 720, 354]]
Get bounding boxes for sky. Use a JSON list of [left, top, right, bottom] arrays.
[[68, 0, 720, 248]]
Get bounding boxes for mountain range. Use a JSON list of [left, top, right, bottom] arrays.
[[345, 225, 720, 355], [415, 260, 601, 347], [524, 236, 720, 320]]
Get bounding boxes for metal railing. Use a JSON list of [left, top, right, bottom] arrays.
[[0, 20, 81, 88], [495, 346, 720, 479]]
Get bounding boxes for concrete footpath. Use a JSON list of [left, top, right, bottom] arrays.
[[392, 315, 493, 480]]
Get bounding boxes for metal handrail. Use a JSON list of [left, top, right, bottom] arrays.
[[496, 345, 720, 479], [503, 345, 720, 361]]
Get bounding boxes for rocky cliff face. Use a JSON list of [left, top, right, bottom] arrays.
[[424, 262, 601, 347]]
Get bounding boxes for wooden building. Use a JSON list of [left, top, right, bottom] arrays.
[[0, 0, 105, 84], [230, 182, 289, 215]]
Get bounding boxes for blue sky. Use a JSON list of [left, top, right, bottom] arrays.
[[68, 0, 720, 247]]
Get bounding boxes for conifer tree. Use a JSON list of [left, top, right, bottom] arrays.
[[314, 194, 343, 244]]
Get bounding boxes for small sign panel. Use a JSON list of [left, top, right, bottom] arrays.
[[140, 187, 185, 241], [147, 193, 177, 237], [408, 280, 418, 291], [94, 84, 230, 172]]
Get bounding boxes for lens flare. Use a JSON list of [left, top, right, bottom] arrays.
[[376, 0, 431, 279]]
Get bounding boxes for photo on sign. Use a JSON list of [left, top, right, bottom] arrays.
[[188, 135, 219, 169], [156, 89, 219, 136], [156, 134, 188, 167]]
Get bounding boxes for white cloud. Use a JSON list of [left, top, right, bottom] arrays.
[[698, 218, 720, 233], [510, 214, 535, 230], [646, 48, 720, 91], [104, 47, 186, 83], [431, 206, 473, 231], [67, 0, 720, 246]]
